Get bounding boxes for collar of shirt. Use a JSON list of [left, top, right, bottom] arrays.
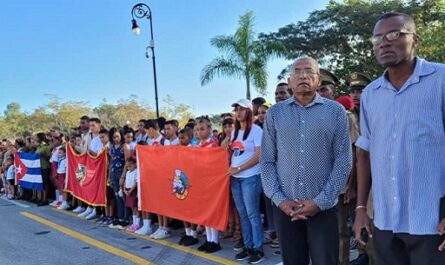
[[371, 58, 436, 92], [284, 93, 325, 108]]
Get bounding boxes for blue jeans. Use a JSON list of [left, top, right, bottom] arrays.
[[231, 174, 264, 250]]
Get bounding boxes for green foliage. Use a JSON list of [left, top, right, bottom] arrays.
[[0, 95, 192, 139], [258, 0, 445, 95], [201, 11, 282, 99]]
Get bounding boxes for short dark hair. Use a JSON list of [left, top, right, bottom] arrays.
[[126, 156, 137, 165], [252, 97, 266, 105], [144, 119, 160, 130], [80, 115, 90, 121], [178, 127, 193, 138], [138, 119, 146, 124], [89, 117, 101, 124], [99, 128, 109, 135], [377, 12, 416, 33], [157, 117, 166, 130], [277, 82, 288, 87], [59, 146, 66, 153], [222, 117, 234, 126], [165, 119, 179, 128]]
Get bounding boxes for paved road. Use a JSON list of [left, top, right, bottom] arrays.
[[0, 197, 282, 265]]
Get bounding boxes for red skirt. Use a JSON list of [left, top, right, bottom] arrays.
[[125, 189, 137, 208], [56, 173, 66, 190]]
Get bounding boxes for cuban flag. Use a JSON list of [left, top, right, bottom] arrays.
[[14, 153, 43, 190]]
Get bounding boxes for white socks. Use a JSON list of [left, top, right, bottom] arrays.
[[58, 195, 63, 202], [185, 227, 192, 236], [142, 219, 152, 228], [191, 230, 197, 238], [211, 228, 219, 243], [55, 190, 60, 200]]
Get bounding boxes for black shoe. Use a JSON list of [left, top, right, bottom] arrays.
[[234, 238, 244, 251], [273, 250, 281, 256], [119, 221, 129, 228], [178, 235, 188, 245], [197, 241, 210, 252], [235, 248, 252, 261], [37, 201, 49, 207], [183, 236, 199, 246], [248, 250, 265, 264], [205, 242, 221, 253]]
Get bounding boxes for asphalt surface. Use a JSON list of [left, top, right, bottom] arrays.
[[0, 197, 283, 265]]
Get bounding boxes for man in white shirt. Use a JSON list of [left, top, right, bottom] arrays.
[[164, 120, 180, 146]]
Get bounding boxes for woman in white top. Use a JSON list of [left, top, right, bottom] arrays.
[[228, 99, 264, 264]]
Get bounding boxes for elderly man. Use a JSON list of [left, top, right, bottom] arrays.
[[261, 57, 352, 265], [353, 12, 445, 265]]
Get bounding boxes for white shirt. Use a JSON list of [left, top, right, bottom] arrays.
[[125, 169, 138, 189], [6, 166, 15, 180], [50, 146, 62, 163], [89, 134, 103, 155], [230, 124, 263, 178], [81, 131, 92, 153], [57, 157, 67, 174], [164, 137, 179, 146]]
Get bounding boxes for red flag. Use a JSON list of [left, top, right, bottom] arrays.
[[137, 145, 230, 231], [66, 145, 107, 206]]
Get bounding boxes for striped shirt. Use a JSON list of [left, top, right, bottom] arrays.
[[260, 94, 352, 210], [356, 58, 445, 235]]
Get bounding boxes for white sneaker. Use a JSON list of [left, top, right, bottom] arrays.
[[78, 207, 92, 217], [58, 202, 70, 210], [85, 209, 97, 220], [150, 228, 161, 238], [50, 200, 59, 206], [72, 206, 84, 213], [153, 229, 170, 240], [135, 225, 152, 235]]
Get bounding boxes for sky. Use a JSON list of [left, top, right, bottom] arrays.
[[0, 0, 330, 116]]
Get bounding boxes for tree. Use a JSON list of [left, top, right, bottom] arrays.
[[258, 0, 445, 95], [200, 11, 281, 99], [160, 95, 194, 128]]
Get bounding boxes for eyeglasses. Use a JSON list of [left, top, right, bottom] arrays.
[[293, 69, 317, 77], [370, 30, 415, 46]]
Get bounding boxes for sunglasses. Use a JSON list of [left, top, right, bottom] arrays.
[[370, 30, 415, 46]]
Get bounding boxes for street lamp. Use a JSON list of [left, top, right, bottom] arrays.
[[131, 3, 160, 118]]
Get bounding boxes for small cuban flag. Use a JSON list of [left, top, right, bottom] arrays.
[[14, 153, 44, 191]]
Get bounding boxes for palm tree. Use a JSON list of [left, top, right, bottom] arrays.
[[200, 11, 277, 100]]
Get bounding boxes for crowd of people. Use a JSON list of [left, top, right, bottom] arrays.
[[1, 12, 445, 265]]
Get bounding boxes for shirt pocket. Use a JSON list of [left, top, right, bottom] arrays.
[[407, 109, 443, 145]]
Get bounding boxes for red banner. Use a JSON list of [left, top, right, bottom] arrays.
[[137, 145, 230, 231], [66, 145, 107, 206]]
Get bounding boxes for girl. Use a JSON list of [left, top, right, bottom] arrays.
[[108, 128, 131, 228], [124, 157, 140, 232], [5, 156, 15, 199], [229, 99, 264, 264], [195, 117, 222, 254], [56, 147, 70, 210], [255, 102, 271, 129]]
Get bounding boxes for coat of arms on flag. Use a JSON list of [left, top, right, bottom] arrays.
[[14, 152, 44, 190]]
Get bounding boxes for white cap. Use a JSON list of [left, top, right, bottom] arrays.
[[231, 99, 252, 109]]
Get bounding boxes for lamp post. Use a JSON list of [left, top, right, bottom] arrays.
[[131, 3, 160, 118]]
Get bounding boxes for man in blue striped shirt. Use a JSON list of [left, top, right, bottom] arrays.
[[261, 57, 352, 265], [354, 12, 445, 265]]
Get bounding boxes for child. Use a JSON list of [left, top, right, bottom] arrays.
[[195, 117, 222, 253], [124, 157, 140, 232], [177, 127, 199, 246], [56, 147, 70, 210], [135, 119, 161, 236], [5, 156, 15, 199], [49, 136, 63, 207]]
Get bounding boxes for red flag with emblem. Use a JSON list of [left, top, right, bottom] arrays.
[[137, 145, 230, 231], [65, 144, 107, 206]]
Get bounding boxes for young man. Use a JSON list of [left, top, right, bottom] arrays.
[[317, 69, 339, 100], [354, 12, 445, 265], [274, 82, 292, 103], [164, 120, 179, 146]]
